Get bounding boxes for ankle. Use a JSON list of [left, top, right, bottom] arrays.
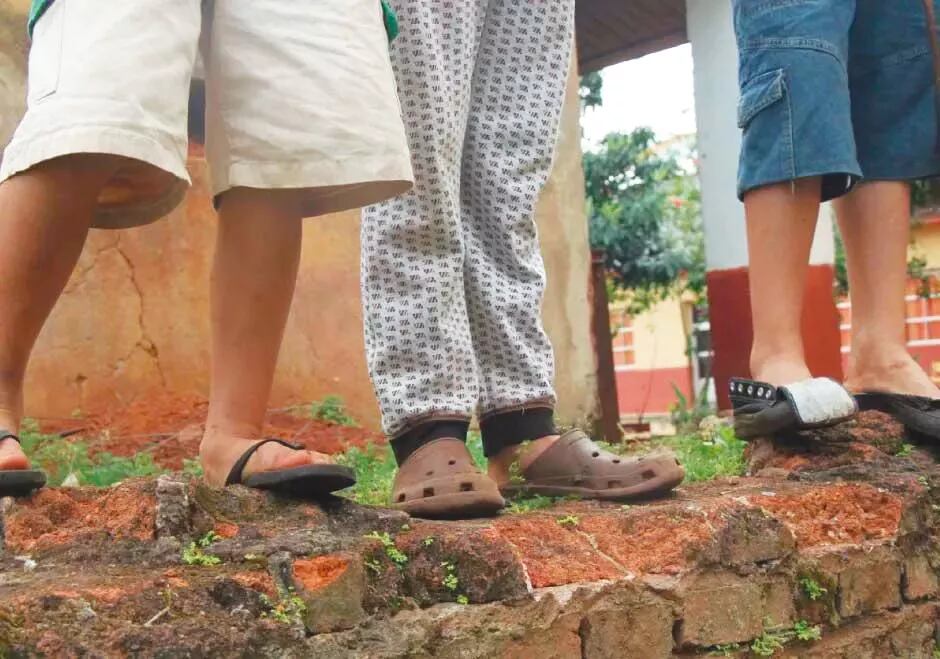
[[487, 435, 559, 484], [749, 351, 811, 386]]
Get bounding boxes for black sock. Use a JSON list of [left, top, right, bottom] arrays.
[[480, 407, 556, 458], [391, 420, 470, 465]]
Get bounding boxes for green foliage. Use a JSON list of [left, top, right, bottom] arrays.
[[799, 576, 828, 602], [336, 443, 397, 506], [261, 591, 307, 626], [504, 495, 557, 514], [18, 421, 165, 487], [182, 544, 221, 567], [556, 515, 580, 528], [584, 128, 705, 314], [579, 72, 604, 111], [456, 594, 470, 606], [182, 457, 204, 478], [441, 562, 459, 591], [197, 531, 220, 548], [897, 443, 914, 457], [708, 644, 741, 657], [366, 531, 408, 566], [750, 629, 785, 657], [792, 620, 822, 642], [307, 396, 358, 427], [670, 382, 716, 434], [662, 423, 746, 483]]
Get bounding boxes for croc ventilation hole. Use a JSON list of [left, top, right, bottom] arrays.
[[591, 451, 600, 458], [641, 470, 656, 480], [426, 470, 434, 477], [460, 482, 474, 492], [423, 487, 435, 497], [612, 458, 621, 464], [448, 459, 457, 466], [397, 493, 406, 503]]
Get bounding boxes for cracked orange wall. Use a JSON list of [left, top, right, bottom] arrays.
[[3, 24, 597, 431]]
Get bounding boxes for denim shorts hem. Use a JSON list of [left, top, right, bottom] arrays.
[[738, 165, 862, 201]]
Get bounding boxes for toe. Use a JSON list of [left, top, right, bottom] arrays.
[[0, 438, 29, 471]]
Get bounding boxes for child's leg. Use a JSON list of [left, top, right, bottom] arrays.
[[833, 181, 938, 397], [745, 178, 822, 386], [0, 155, 123, 469], [198, 189, 331, 486]]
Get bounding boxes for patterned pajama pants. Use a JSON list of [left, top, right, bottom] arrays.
[[361, 0, 576, 455]]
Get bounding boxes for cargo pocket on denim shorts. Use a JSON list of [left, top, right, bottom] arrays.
[[737, 68, 794, 198], [27, 0, 67, 103]]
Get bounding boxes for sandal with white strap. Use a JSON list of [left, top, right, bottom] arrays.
[[730, 377, 858, 439]]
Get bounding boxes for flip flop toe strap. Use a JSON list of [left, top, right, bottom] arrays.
[[225, 438, 305, 486], [0, 429, 20, 444]]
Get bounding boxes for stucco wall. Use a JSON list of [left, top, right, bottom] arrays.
[[1, 15, 598, 431]]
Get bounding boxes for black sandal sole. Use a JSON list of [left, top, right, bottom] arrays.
[[242, 464, 356, 498], [855, 392, 940, 438], [0, 470, 47, 497]]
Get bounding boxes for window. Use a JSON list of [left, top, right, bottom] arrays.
[[611, 310, 636, 371]]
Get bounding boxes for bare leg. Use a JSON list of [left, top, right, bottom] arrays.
[[746, 178, 822, 386], [834, 181, 938, 397], [0, 155, 122, 470], [199, 188, 332, 486]]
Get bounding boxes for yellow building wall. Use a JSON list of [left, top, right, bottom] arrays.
[[624, 299, 691, 371]]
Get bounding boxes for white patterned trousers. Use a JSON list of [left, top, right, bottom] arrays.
[[361, 0, 576, 438]]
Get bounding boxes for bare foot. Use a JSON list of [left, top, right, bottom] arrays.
[[0, 436, 29, 471], [750, 354, 813, 388], [487, 434, 559, 487], [845, 353, 940, 399], [199, 432, 333, 487]]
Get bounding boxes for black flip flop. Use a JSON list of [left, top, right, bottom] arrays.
[[730, 377, 858, 439], [0, 430, 46, 497], [225, 438, 356, 498], [855, 392, 940, 439]]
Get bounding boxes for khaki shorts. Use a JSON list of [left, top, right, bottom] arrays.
[[0, 0, 414, 229]]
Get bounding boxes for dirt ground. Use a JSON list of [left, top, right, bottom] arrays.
[[33, 392, 385, 470]]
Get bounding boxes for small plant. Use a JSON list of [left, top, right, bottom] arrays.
[[182, 543, 221, 567], [441, 562, 459, 591], [456, 595, 469, 605], [919, 475, 930, 487], [897, 443, 914, 457], [505, 495, 556, 515], [424, 537, 435, 547], [308, 396, 358, 427], [261, 591, 307, 626], [792, 620, 821, 642], [750, 629, 786, 657], [182, 458, 204, 478], [932, 642, 940, 659], [799, 576, 827, 602], [708, 644, 740, 657], [364, 559, 382, 574], [557, 515, 580, 528], [182, 531, 222, 566], [335, 443, 397, 506], [366, 531, 408, 566]]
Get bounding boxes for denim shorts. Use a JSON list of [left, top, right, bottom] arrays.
[[734, 0, 940, 201]]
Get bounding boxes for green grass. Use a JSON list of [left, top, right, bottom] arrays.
[[18, 420, 166, 487], [620, 422, 746, 483], [305, 396, 358, 427]]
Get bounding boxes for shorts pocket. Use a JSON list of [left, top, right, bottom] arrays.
[[738, 68, 786, 129], [27, 0, 67, 103]]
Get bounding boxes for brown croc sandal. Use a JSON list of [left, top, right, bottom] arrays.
[[391, 438, 505, 519], [502, 429, 685, 501]]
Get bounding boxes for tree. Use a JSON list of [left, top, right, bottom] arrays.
[[579, 72, 603, 111], [584, 127, 704, 313]]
